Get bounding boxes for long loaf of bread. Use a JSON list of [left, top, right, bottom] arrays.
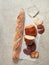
[[12, 9, 25, 60]]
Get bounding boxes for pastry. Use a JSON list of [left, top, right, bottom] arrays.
[[30, 51, 39, 58]]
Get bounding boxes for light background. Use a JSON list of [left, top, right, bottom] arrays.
[[0, 0, 49, 65]]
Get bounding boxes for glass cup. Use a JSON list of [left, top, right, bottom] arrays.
[[27, 5, 39, 18]]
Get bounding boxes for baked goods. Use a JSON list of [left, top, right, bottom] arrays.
[[24, 35, 35, 46], [34, 51, 39, 58], [34, 17, 43, 25], [30, 52, 35, 58], [23, 48, 31, 55], [37, 24, 45, 34], [13, 47, 21, 60], [27, 42, 36, 52], [14, 30, 23, 41], [16, 9, 25, 24], [16, 22, 24, 31], [13, 38, 22, 51], [13, 8, 45, 60], [25, 25, 37, 37], [23, 41, 36, 55], [24, 24, 37, 56], [30, 51, 39, 58], [13, 8, 25, 60], [37, 24, 44, 29]]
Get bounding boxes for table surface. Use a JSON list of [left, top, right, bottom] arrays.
[[0, 0, 49, 65]]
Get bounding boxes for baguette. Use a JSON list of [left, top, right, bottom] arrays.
[[13, 38, 22, 51]]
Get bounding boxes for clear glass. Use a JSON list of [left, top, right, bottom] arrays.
[[27, 5, 39, 18]]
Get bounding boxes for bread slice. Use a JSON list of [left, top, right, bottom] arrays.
[[24, 35, 35, 45], [25, 25, 37, 37]]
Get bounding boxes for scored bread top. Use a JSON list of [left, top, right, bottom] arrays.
[[16, 8, 25, 24]]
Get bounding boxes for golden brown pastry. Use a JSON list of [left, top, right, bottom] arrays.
[[34, 51, 39, 58], [30, 52, 35, 58], [30, 51, 39, 58]]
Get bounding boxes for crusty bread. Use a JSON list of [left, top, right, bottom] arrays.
[[16, 8, 25, 24], [25, 25, 37, 37], [12, 47, 21, 60], [13, 38, 22, 51], [13, 9, 25, 60]]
